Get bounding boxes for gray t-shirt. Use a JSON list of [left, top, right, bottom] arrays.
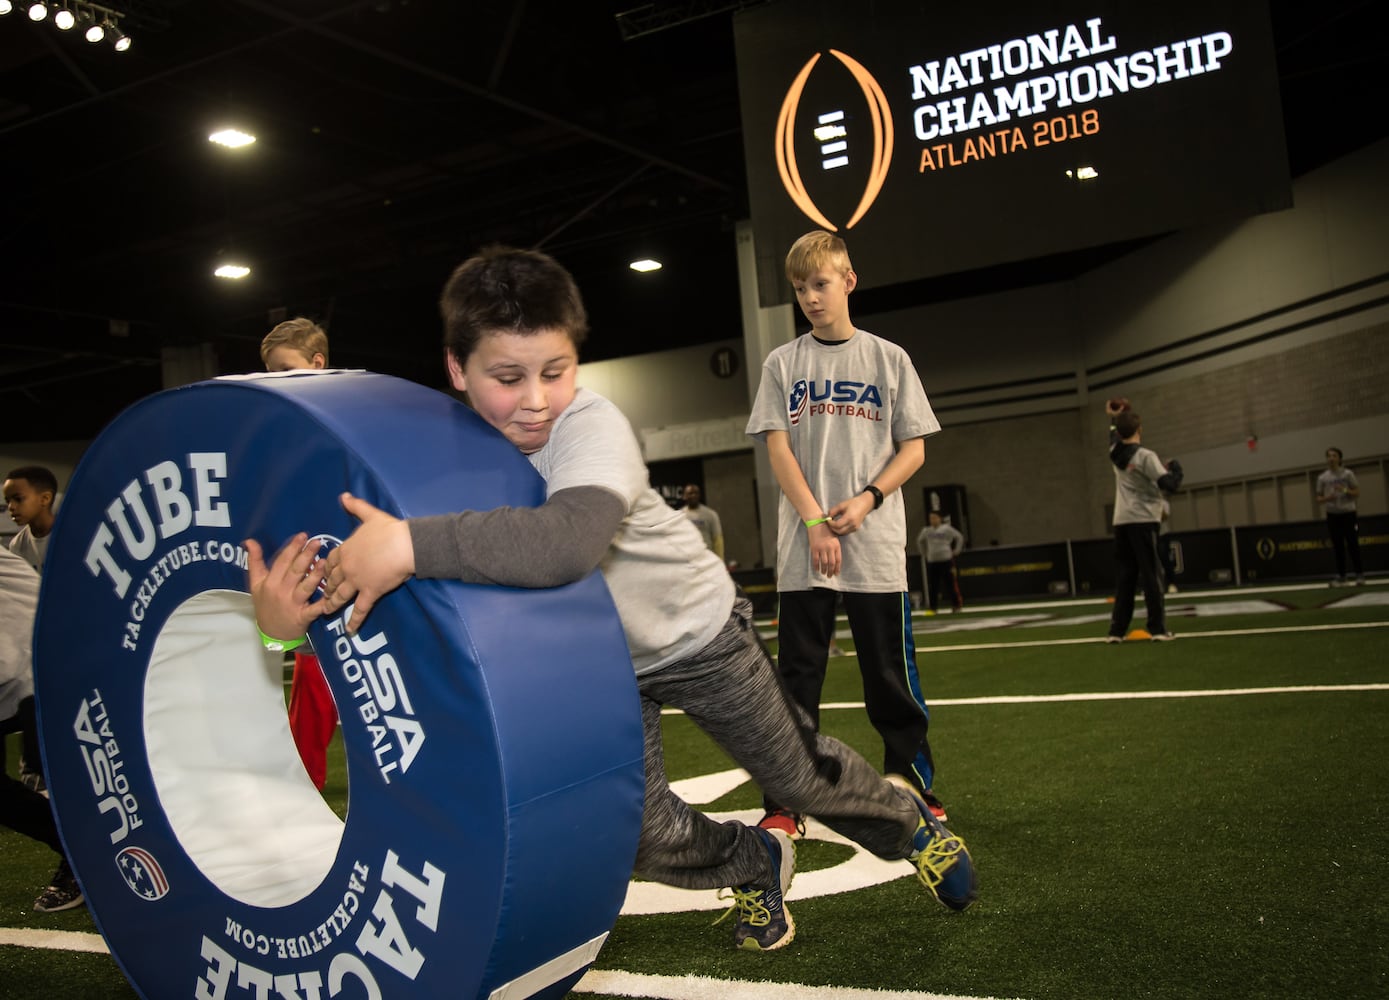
[[1112, 444, 1169, 525], [7, 525, 49, 574], [0, 547, 38, 721], [917, 523, 964, 563], [683, 504, 723, 553], [409, 388, 734, 674], [527, 389, 734, 674], [747, 330, 939, 592], [1317, 467, 1359, 514]]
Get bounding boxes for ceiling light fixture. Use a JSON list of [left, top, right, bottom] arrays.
[[629, 258, 662, 273], [214, 263, 251, 280], [209, 128, 256, 148], [10, 2, 134, 50]]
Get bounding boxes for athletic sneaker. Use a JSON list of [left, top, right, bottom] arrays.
[[887, 775, 978, 911], [1104, 635, 1124, 644], [1151, 632, 1177, 642], [33, 859, 84, 913], [724, 828, 796, 951], [757, 807, 805, 840]]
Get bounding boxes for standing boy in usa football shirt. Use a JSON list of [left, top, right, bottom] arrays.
[[747, 230, 952, 833]]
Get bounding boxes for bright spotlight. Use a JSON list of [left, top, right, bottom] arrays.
[[629, 259, 662, 273], [214, 264, 251, 280], [209, 129, 257, 149], [27, 2, 48, 21]]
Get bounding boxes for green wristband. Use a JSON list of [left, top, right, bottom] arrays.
[[259, 629, 308, 653], [804, 516, 832, 528]]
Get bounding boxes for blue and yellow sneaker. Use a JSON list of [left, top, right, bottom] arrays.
[[887, 775, 978, 911], [722, 827, 796, 951]]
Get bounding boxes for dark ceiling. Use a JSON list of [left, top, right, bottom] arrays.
[[1, 0, 1385, 441]]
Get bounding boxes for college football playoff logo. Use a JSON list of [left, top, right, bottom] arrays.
[[775, 49, 894, 231]]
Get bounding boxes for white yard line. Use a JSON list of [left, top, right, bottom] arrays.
[[574, 969, 1018, 1000], [914, 619, 1389, 653], [0, 927, 109, 953], [902, 683, 1389, 708]]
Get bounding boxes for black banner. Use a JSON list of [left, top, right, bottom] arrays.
[[956, 542, 1071, 600], [1238, 515, 1388, 582], [734, 0, 1290, 305]]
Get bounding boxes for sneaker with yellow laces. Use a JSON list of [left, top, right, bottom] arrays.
[[886, 775, 978, 911], [720, 828, 796, 951]]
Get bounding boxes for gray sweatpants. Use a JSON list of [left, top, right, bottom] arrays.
[[634, 595, 920, 891]]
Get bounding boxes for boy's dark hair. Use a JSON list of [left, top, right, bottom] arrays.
[[260, 317, 329, 366], [440, 245, 589, 364], [5, 465, 58, 495], [1326, 446, 1343, 460], [1115, 411, 1142, 439]]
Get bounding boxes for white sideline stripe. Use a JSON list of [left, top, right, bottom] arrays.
[[916, 620, 1389, 653], [892, 683, 1389, 708], [574, 969, 1016, 1000], [0, 927, 108, 953], [664, 622, 1389, 714], [669, 681, 1389, 716]]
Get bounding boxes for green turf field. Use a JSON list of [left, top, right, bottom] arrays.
[[4, 581, 1387, 999]]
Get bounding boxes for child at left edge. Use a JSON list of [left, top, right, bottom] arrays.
[[247, 245, 978, 955], [258, 317, 340, 792]]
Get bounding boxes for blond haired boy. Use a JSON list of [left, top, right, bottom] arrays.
[[261, 317, 329, 371], [747, 230, 950, 833], [258, 317, 338, 789]]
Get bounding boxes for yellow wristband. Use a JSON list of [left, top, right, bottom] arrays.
[[259, 629, 308, 653], [804, 516, 831, 528]]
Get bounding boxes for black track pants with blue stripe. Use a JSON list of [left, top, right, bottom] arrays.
[[772, 588, 935, 802]]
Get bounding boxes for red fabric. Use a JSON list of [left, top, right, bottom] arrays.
[[287, 652, 338, 790]]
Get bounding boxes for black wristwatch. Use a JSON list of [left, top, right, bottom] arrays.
[[862, 484, 884, 509]]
